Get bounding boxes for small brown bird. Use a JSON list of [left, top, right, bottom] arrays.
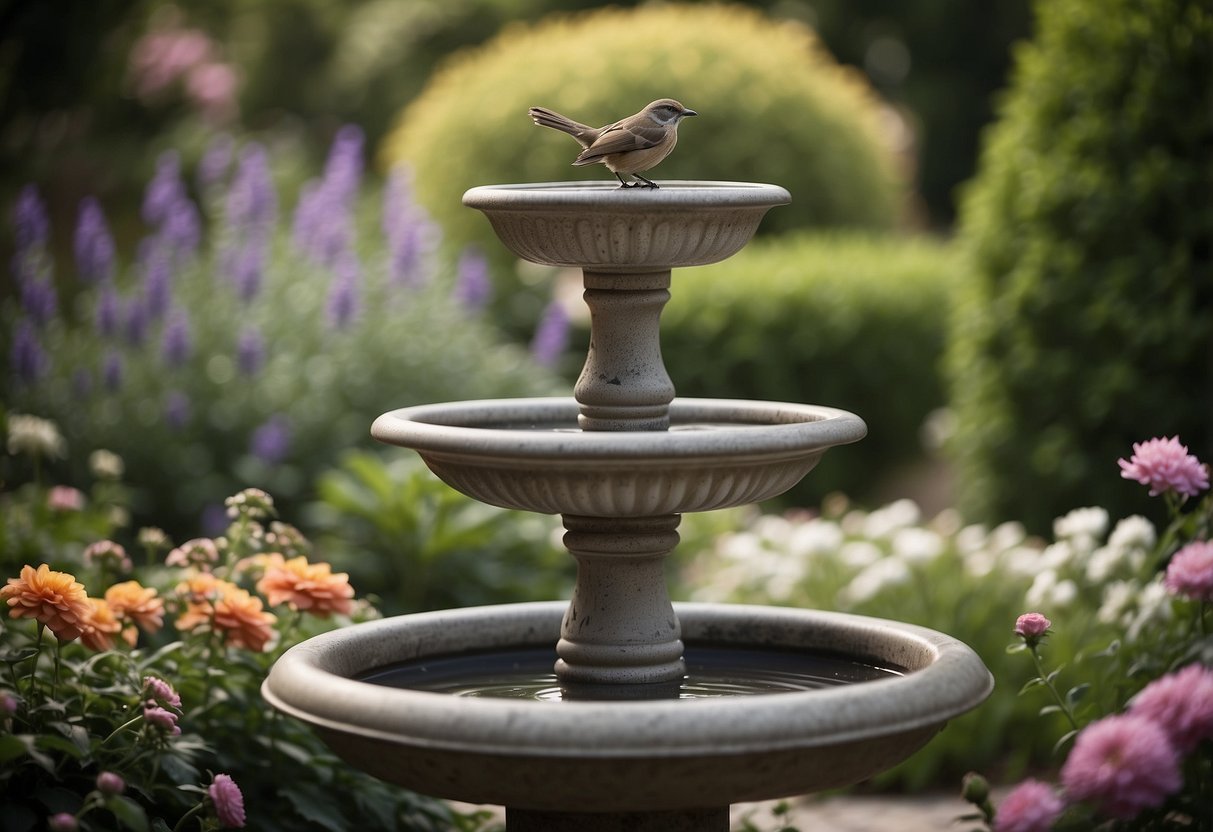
[[528, 99, 698, 189]]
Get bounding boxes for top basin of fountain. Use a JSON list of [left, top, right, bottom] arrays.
[[462, 181, 790, 272]]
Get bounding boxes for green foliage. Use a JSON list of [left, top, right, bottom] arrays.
[[0, 439, 489, 832], [3, 144, 562, 536], [383, 3, 902, 265], [305, 451, 570, 615], [946, 0, 1213, 532], [658, 231, 959, 508]]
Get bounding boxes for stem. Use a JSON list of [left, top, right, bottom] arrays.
[[102, 714, 145, 745], [171, 801, 207, 832], [27, 623, 45, 702], [51, 638, 62, 701], [1029, 645, 1079, 732]]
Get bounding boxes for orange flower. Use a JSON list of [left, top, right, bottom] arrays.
[[257, 556, 354, 618], [81, 598, 123, 651], [1, 564, 92, 642], [176, 581, 276, 653], [105, 581, 164, 643]]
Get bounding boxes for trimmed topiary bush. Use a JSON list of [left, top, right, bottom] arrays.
[[381, 2, 902, 263], [946, 0, 1213, 533], [657, 232, 959, 507]]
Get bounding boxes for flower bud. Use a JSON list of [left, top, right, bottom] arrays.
[[48, 813, 78, 832], [961, 771, 991, 805], [96, 770, 126, 796]]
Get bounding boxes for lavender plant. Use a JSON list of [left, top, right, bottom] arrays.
[[3, 129, 567, 535]]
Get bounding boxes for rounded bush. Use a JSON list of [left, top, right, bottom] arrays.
[[947, 0, 1213, 532], [382, 2, 902, 261], [658, 231, 959, 507]]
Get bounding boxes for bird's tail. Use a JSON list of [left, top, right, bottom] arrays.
[[529, 107, 596, 149]]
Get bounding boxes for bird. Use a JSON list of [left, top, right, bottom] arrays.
[[528, 98, 698, 189]]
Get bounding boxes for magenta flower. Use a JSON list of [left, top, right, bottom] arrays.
[[1014, 612, 1051, 642], [1129, 664, 1213, 754], [96, 771, 126, 796], [208, 773, 246, 828], [1060, 714, 1181, 819], [1118, 436, 1209, 498], [994, 778, 1064, 832], [47, 813, 77, 832], [143, 675, 183, 709], [143, 705, 181, 735], [47, 486, 85, 512], [1164, 540, 1213, 602]]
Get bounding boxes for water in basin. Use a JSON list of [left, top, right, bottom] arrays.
[[359, 645, 904, 702]]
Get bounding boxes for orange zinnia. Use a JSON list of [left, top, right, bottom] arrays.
[[257, 556, 354, 618], [105, 581, 165, 644], [81, 598, 123, 651], [176, 581, 277, 653], [1, 564, 92, 642]]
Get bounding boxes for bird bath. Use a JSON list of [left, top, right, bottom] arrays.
[[263, 182, 993, 831]]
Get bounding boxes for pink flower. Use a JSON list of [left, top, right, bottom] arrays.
[[1118, 436, 1209, 498], [994, 779, 1064, 832], [142, 675, 182, 709], [47, 486, 84, 512], [143, 704, 181, 735], [47, 813, 77, 832], [1014, 612, 1051, 642], [96, 771, 125, 796], [1060, 714, 1181, 819], [83, 540, 131, 572], [1164, 540, 1213, 602], [208, 773, 246, 828], [1129, 664, 1213, 754], [166, 537, 220, 569]]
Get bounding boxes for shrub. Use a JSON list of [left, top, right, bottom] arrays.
[[0, 425, 491, 831], [3, 130, 563, 534], [657, 231, 959, 508], [382, 3, 902, 266], [946, 0, 1213, 533]]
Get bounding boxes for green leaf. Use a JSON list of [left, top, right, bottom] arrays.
[[281, 785, 348, 832], [0, 647, 40, 664], [1018, 677, 1045, 695], [1053, 728, 1079, 756], [1039, 705, 1062, 717], [1065, 683, 1090, 708], [1005, 642, 1027, 654], [106, 796, 150, 832]]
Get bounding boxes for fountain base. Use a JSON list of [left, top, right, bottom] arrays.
[[506, 807, 728, 832]]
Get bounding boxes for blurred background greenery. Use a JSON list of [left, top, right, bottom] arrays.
[[2, 0, 1210, 801]]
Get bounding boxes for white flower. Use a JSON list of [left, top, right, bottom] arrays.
[[1040, 541, 1074, 570], [717, 532, 765, 562], [1004, 545, 1047, 578], [841, 557, 911, 605], [1097, 580, 1137, 625], [862, 499, 922, 539], [955, 524, 989, 555], [6, 414, 66, 459], [88, 449, 125, 480], [840, 540, 883, 569], [1054, 507, 1109, 541], [785, 520, 844, 559], [1126, 577, 1172, 642], [891, 527, 944, 563], [989, 521, 1028, 552], [752, 514, 793, 546], [1106, 515, 1156, 552], [1085, 545, 1123, 584], [1026, 569, 1078, 609]]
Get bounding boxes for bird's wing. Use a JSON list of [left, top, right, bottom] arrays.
[[573, 121, 665, 165]]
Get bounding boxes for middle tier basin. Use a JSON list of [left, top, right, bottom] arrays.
[[370, 397, 867, 517]]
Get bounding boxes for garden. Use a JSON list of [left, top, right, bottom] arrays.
[[2, 0, 1211, 830]]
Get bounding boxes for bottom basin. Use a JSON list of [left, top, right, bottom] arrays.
[[263, 602, 992, 813]]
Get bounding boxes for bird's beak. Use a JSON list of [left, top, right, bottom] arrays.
[[683, 109, 698, 117]]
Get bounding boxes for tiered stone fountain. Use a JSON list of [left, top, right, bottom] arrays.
[[263, 181, 992, 831]]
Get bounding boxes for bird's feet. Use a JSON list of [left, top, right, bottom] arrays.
[[614, 174, 659, 189]]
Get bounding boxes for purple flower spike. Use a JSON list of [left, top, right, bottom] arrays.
[[230, 241, 264, 302], [323, 125, 365, 205], [162, 308, 193, 367], [102, 351, 124, 392], [19, 275, 58, 326], [383, 166, 439, 288], [74, 197, 116, 283], [250, 415, 291, 464], [123, 296, 149, 347], [13, 185, 49, 252], [236, 327, 265, 375], [165, 390, 191, 429], [530, 301, 571, 367], [95, 284, 121, 338], [143, 152, 184, 227], [453, 247, 492, 312], [140, 244, 173, 322], [325, 252, 361, 329], [226, 143, 277, 235], [198, 133, 234, 189], [10, 319, 50, 383]]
